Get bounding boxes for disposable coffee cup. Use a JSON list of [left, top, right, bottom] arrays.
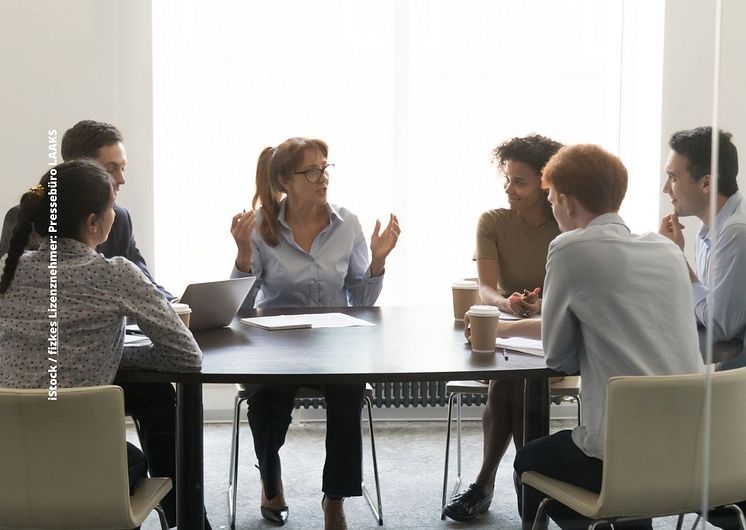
[[452, 280, 479, 321], [172, 302, 192, 329], [467, 305, 500, 354]]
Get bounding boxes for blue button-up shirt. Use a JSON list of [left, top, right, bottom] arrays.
[[233, 200, 383, 311], [693, 192, 746, 368], [541, 213, 703, 459]]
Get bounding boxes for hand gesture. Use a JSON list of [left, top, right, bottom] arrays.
[[370, 214, 401, 275], [231, 210, 256, 272], [507, 287, 541, 318], [659, 213, 685, 250]]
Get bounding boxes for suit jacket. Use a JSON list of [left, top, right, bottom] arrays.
[[0, 204, 174, 300]]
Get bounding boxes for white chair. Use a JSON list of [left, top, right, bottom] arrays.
[[0, 385, 171, 529], [228, 383, 383, 528], [441, 377, 581, 517], [521, 367, 746, 530]]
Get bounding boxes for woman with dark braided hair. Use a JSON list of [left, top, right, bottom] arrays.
[[0, 160, 207, 526]]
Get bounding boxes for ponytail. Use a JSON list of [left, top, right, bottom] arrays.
[[0, 187, 46, 294], [252, 147, 283, 247], [250, 137, 329, 247]]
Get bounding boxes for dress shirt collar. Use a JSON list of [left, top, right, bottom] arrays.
[[586, 212, 629, 231], [698, 192, 744, 244], [277, 198, 343, 230], [38, 237, 97, 256]]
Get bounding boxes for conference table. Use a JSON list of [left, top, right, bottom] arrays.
[[117, 306, 553, 530]]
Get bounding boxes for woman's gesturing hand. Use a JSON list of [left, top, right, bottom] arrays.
[[370, 213, 401, 276], [231, 210, 256, 272]]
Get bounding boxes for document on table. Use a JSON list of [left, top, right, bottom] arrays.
[[241, 312, 376, 330], [495, 337, 544, 356], [498, 311, 521, 321], [124, 325, 152, 346]]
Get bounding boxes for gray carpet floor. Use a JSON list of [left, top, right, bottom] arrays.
[[131, 419, 713, 529]]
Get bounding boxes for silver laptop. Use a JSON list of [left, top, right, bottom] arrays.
[[179, 277, 256, 331]]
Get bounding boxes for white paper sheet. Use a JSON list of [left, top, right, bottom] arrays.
[[495, 336, 544, 356], [241, 312, 375, 330], [498, 311, 521, 321]]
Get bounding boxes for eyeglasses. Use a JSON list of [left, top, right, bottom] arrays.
[[293, 163, 335, 184]]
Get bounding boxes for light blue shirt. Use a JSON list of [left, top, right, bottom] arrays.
[[233, 200, 383, 310], [693, 192, 746, 368], [541, 213, 703, 459]]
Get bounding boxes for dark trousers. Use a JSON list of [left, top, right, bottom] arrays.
[[121, 382, 211, 530], [514, 430, 652, 530], [246, 383, 365, 499], [121, 382, 179, 525], [127, 441, 148, 493]]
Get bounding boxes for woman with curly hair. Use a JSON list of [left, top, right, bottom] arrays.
[[444, 134, 562, 523]]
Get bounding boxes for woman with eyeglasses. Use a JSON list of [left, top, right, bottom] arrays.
[[230, 137, 400, 529]]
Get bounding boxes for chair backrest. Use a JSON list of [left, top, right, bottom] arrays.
[[0, 385, 136, 529], [598, 367, 746, 517]]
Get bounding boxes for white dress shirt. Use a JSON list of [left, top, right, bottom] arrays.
[[541, 213, 704, 459]]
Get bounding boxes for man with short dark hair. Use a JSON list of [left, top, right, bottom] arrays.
[[511, 144, 703, 530], [659, 126, 745, 530], [0, 120, 173, 299], [659, 126, 745, 369], [0, 120, 208, 529]]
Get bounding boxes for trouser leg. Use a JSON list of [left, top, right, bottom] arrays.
[[127, 441, 148, 494], [121, 382, 178, 526], [514, 430, 652, 530], [246, 384, 297, 500], [321, 382, 365, 497]]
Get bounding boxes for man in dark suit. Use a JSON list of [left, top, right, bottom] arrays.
[[0, 120, 207, 528], [0, 120, 173, 299]]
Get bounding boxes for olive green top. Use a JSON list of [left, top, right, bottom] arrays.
[[474, 208, 560, 297]]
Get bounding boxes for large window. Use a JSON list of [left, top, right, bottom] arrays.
[[153, 0, 662, 306]]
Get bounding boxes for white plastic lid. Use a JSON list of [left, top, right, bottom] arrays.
[[466, 304, 500, 317], [171, 302, 192, 314], [452, 280, 478, 290]]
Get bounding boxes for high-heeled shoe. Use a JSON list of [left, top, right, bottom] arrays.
[[321, 495, 348, 530], [260, 505, 289, 525], [260, 481, 289, 525]]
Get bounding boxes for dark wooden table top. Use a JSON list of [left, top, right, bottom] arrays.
[[118, 306, 550, 384]]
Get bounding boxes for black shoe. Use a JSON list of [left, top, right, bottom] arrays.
[[260, 505, 289, 525], [443, 483, 493, 522]]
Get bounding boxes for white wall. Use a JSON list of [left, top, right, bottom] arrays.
[[0, 0, 155, 273], [659, 0, 746, 260]]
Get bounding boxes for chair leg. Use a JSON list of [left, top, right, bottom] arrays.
[[688, 514, 701, 530], [723, 504, 746, 530], [675, 513, 685, 530], [154, 504, 169, 530], [530, 496, 551, 530], [360, 396, 383, 525], [456, 393, 462, 483], [441, 392, 458, 519], [227, 395, 247, 530]]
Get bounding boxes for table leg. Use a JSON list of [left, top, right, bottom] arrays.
[[177, 382, 204, 530], [521, 376, 550, 530]]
